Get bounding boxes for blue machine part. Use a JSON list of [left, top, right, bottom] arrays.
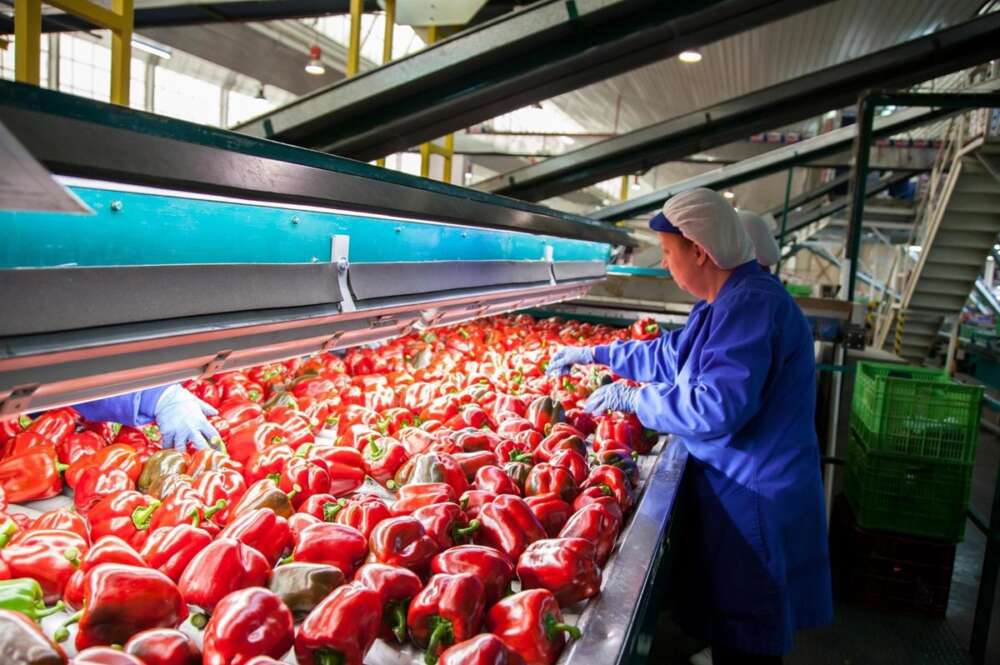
[[0, 184, 610, 268], [607, 266, 671, 277]]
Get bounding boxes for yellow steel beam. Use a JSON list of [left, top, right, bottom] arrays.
[[109, 0, 133, 105], [14, 0, 42, 85], [48, 0, 129, 30], [375, 0, 395, 168], [619, 175, 628, 201], [419, 24, 456, 183], [346, 0, 362, 77]]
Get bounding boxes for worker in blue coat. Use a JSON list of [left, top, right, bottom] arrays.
[[548, 188, 832, 664], [74, 384, 220, 450]]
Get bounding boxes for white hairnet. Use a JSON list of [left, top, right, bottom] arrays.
[[661, 189, 755, 269], [737, 209, 781, 267]]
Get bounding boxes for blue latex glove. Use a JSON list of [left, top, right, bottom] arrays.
[[154, 385, 221, 450], [583, 381, 640, 415], [546, 346, 595, 375]]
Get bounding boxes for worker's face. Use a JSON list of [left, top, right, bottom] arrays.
[[659, 232, 711, 299]]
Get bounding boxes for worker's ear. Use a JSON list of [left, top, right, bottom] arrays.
[[692, 242, 710, 267]]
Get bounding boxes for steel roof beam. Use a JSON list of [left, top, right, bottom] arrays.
[[235, 0, 835, 160], [476, 12, 1000, 202]]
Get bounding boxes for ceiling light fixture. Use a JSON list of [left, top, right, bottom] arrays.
[[305, 45, 325, 75], [723, 191, 735, 199], [678, 50, 702, 64], [132, 38, 171, 60]]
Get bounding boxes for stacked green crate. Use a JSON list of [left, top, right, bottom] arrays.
[[846, 361, 983, 541]]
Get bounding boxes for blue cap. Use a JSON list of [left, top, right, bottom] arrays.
[[649, 211, 682, 234]]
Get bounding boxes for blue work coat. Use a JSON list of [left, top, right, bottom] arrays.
[[593, 261, 832, 655], [73, 387, 169, 426]]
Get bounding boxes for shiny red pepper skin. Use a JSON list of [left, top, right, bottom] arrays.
[[533, 431, 587, 464], [0, 445, 65, 503], [1, 529, 90, 603], [486, 589, 581, 665], [413, 502, 480, 550], [226, 420, 286, 466], [229, 478, 295, 522], [142, 524, 212, 582], [335, 495, 392, 539], [177, 537, 270, 613], [27, 408, 77, 446], [66, 444, 141, 490], [67, 563, 188, 651], [74, 468, 133, 513], [459, 490, 498, 520], [475, 465, 520, 496], [393, 452, 469, 495], [630, 316, 661, 341], [191, 469, 246, 526], [453, 451, 500, 481], [516, 537, 601, 606], [524, 464, 578, 503], [438, 633, 526, 665], [430, 544, 514, 608], [291, 522, 368, 576], [558, 501, 622, 566], [477, 495, 546, 560], [322, 461, 366, 497], [369, 516, 440, 573], [288, 513, 322, 544], [279, 456, 331, 508], [588, 448, 640, 486], [63, 536, 147, 610], [186, 447, 242, 477], [581, 465, 635, 513], [547, 449, 589, 486], [299, 493, 348, 522], [390, 482, 457, 515], [244, 444, 295, 484], [87, 490, 160, 549], [362, 435, 410, 485], [355, 562, 423, 644], [524, 494, 573, 538], [29, 509, 91, 545], [295, 582, 383, 665], [202, 587, 294, 665], [306, 445, 365, 472], [58, 430, 107, 465], [73, 647, 146, 664], [525, 396, 565, 435], [124, 627, 201, 665], [407, 573, 486, 664], [217, 507, 291, 566]]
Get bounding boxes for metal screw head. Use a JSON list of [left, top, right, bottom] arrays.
[[395, 226, 403, 233], [109, 200, 124, 212], [291, 215, 300, 225], [336, 258, 349, 274]]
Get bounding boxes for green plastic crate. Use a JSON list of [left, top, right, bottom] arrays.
[[850, 361, 983, 464], [786, 283, 812, 297], [845, 434, 973, 542]]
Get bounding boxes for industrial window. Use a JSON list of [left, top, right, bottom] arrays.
[[0, 36, 49, 87], [226, 89, 277, 128], [56, 33, 144, 109], [154, 66, 222, 126]]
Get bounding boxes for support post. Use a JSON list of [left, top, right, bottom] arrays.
[[824, 343, 845, 525], [346, 0, 362, 77], [418, 25, 455, 183], [971, 466, 1000, 665], [108, 0, 133, 106], [845, 93, 876, 302], [13, 0, 42, 85], [945, 316, 960, 376], [619, 175, 629, 202]]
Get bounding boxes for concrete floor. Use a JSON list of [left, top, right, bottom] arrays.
[[650, 429, 1000, 665]]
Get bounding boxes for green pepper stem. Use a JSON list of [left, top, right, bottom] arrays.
[[55, 462, 70, 473], [423, 617, 453, 665], [18, 414, 32, 429], [190, 612, 209, 630], [287, 485, 302, 502], [189, 508, 202, 529], [267, 472, 282, 484], [203, 499, 228, 520], [367, 436, 384, 460], [34, 600, 65, 619], [452, 519, 480, 543], [314, 649, 345, 665], [509, 450, 532, 464], [386, 480, 399, 491], [131, 500, 161, 530], [63, 547, 81, 568], [53, 609, 83, 643], [295, 443, 313, 458], [0, 519, 17, 548], [390, 602, 408, 644], [279, 554, 294, 565], [544, 613, 582, 642], [322, 499, 348, 522]]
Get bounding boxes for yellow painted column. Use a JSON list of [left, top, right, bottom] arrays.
[[14, 0, 42, 85], [619, 175, 628, 201], [109, 0, 133, 105], [346, 0, 362, 77]]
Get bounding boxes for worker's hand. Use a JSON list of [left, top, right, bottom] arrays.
[[546, 346, 595, 375], [154, 385, 221, 451], [583, 381, 639, 415]]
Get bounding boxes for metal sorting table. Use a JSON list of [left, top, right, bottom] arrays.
[[11, 438, 688, 664]]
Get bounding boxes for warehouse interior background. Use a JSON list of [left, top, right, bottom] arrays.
[[3, 0, 1000, 663]]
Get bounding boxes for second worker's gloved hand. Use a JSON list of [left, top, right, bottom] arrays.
[[154, 384, 221, 451], [546, 346, 595, 376], [583, 381, 639, 415]]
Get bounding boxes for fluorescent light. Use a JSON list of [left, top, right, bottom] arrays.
[[132, 38, 171, 60], [305, 60, 325, 75], [723, 191, 735, 199], [678, 50, 702, 64]]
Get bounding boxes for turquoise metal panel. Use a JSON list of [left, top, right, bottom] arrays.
[[607, 266, 670, 277], [0, 186, 609, 268]]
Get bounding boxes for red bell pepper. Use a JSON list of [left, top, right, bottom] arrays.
[[73, 467, 133, 513], [594, 412, 656, 455], [459, 489, 497, 520], [525, 396, 565, 435], [453, 450, 499, 481], [355, 562, 423, 644], [565, 408, 597, 436], [534, 430, 586, 464], [548, 449, 589, 486], [438, 633, 525, 665], [581, 465, 635, 513], [63, 535, 146, 610], [29, 509, 90, 545], [202, 587, 294, 665], [305, 444, 365, 471], [58, 430, 107, 465], [393, 452, 468, 495], [558, 501, 622, 566], [407, 573, 486, 665], [399, 426, 438, 456], [486, 589, 581, 665], [369, 515, 440, 573], [276, 456, 332, 506], [429, 544, 514, 608], [390, 483, 457, 516], [589, 448, 640, 485], [27, 408, 77, 446], [140, 524, 214, 582], [524, 494, 573, 538], [0, 528, 88, 603], [288, 512, 322, 544], [229, 478, 296, 521], [191, 469, 246, 525], [85, 490, 159, 550], [413, 502, 480, 550], [72, 646, 146, 664], [218, 508, 291, 566], [124, 627, 201, 665], [516, 537, 601, 606], [148, 486, 223, 534], [244, 444, 295, 483], [474, 465, 520, 496], [477, 495, 546, 560], [66, 443, 141, 489], [54, 563, 187, 650], [362, 435, 410, 485], [334, 495, 392, 538], [299, 493, 348, 522], [177, 537, 270, 616], [226, 420, 286, 466], [524, 464, 578, 503], [294, 582, 383, 665], [0, 445, 65, 502], [185, 446, 242, 477], [290, 522, 368, 576]]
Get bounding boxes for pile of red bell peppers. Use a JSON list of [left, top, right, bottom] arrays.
[[0, 314, 660, 665]]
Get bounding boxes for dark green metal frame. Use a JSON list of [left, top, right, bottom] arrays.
[[843, 90, 1000, 665]]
